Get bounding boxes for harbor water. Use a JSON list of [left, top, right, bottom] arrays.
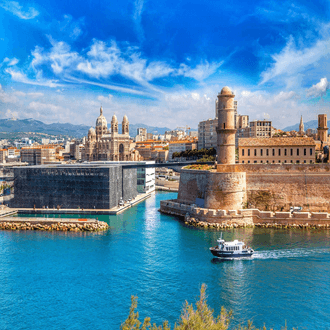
[[1, 191, 330, 329]]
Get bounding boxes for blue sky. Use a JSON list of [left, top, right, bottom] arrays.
[[1, 0, 330, 129]]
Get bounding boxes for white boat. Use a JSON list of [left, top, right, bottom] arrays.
[[210, 234, 254, 258]]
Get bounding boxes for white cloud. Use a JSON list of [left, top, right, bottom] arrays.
[[177, 61, 223, 81], [261, 26, 330, 86], [0, 57, 19, 67], [5, 109, 18, 119], [132, 0, 145, 42], [0, 1, 39, 19], [5, 68, 62, 88], [306, 77, 329, 98], [0, 84, 19, 103], [97, 94, 113, 104], [32, 40, 79, 74], [8, 58, 19, 66]]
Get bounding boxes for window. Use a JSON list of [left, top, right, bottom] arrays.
[[310, 160, 313, 164], [272, 160, 275, 163], [278, 160, 281, 163], [254, 149, 257, 156], [296, 160, 300, 163], [260, 149, 263, 156], [290, 149, 293, 156], [266, 149, 269, 156], [248, 160, 250, 163], [261, 160, 263, 163], [304, 160, 306, 163], [291, 160, 293, 163], [297, 148, 299, 156], [223, 123, 225, 129], [278, 149, 281, 156], [242, 160, 244, 164], [254, 160, 257, 163], [304, 148, 306, 156], [310, 148, 313, 156], [242, 149, 245, 156], [284, 149, 287, 156], [248, 149, 250, 156], [272, 149, 275, 156], [284, 160, 287, 163], [266, 160, 269, 163]]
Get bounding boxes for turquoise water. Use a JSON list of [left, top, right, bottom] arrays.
[[1, 191, 330, 329]]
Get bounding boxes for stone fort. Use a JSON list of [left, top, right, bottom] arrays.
[[176, 87, 330, 213]]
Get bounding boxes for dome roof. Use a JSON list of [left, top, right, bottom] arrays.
[[220, 86, 232, 95], [88, 127, 96, 135], [111, 114, 118, 122], [123, 115, 128, 122], [96, 107, 107, 127]]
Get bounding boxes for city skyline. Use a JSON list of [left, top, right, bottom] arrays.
[[1, 0, 330, 128]]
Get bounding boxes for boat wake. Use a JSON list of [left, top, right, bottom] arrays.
[[253, 248, 330, 260]]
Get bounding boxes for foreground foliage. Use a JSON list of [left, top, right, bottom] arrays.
[[120, 284, 294, 330]]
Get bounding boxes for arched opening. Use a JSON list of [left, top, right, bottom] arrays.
[[119, 144, 124, 161]]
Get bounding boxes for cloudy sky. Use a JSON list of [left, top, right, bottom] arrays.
[[1, 0, 330, 129]]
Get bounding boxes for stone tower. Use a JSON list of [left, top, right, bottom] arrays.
[[111, 114, 118, 135], [317, 114, 328, 142], [299, 115, 304, 135], [216, 86, 236, 164], [122, 115, 129, 135], [95, 107, 108, 140]]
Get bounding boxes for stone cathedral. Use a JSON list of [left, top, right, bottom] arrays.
[[83, 107, 139, 161]]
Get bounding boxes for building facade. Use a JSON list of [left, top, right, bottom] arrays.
[[83, 107, 140, 161], [249, 120, 272, 138], [11, 165, 138, 209], [198, 118, 217, 150], [169, 141, 198, 161], [238, 137, 316, 164], [21, 146, 56, 165]]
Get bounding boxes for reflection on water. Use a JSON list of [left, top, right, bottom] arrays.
[[1, 192, 330, 330]]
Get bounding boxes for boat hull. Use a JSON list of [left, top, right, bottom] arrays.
[[210, 248, 253, 258]]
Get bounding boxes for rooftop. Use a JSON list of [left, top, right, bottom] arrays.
[[238, 137, 316, 147]]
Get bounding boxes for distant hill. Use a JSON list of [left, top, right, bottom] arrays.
[[0, 118, 178, 138], [0, 118, 89, 137], [283, 120, 330, 132]]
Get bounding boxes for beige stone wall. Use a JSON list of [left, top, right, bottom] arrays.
[[177, 169, 246, 210], [239, 145, 315, 164], [179, 164, 330, 212]]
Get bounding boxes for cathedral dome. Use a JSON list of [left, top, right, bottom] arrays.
[[88, 127, 96, 136], [123, 115, 128, 122], [96, 107, 107, 127], [220, 86, 232, 95], [111, 114, 118, 122]]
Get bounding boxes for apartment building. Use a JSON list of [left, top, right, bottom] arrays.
[[249, 120, 272, 138], [169, 140, 198, 161], [21, 146, 56, 165], [198, 118, 217, 150]]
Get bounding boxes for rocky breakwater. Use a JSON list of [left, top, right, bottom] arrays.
[[0, 219, 109, 232], [185, 216, 253, 229]]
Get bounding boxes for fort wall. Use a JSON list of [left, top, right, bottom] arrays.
[[178, 164, 330, 212], [160, 200, 330, 228], [177, 169, 246, 210]]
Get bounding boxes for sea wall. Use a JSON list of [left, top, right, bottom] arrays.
[[160, 200, 330, 228]]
